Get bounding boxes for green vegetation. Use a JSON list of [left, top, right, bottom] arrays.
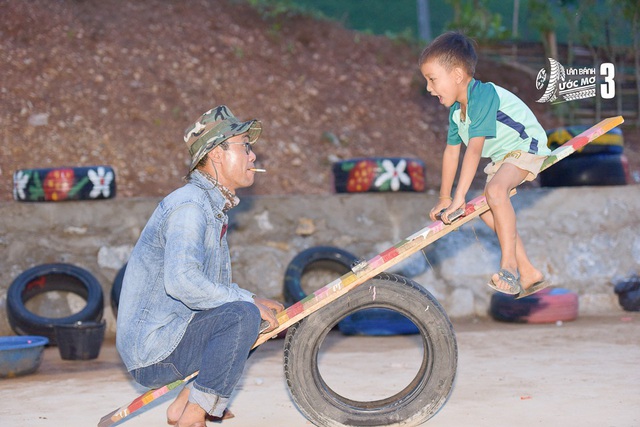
[[240, 0, 324, 20], [279, 0, 633, 47], [241, 0, 639, 125]]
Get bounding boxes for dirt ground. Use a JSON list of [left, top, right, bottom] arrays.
[[1, 314, 638, 427], [2, 0, 639, 202], [2, 2, 639, 426]]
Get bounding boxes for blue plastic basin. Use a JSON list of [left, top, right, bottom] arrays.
[[0, 335, 49, 378]]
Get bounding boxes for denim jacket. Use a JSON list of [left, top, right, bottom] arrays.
[[116, 171, 254, 371]]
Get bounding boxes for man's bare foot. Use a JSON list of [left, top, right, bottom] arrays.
[[175, 402, 206, 427], [167, 387, 190, 425], [210, 409, 235, 421]]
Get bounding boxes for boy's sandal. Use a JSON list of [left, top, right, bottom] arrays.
[[487, 269, 522, 295], [516, 280, 550, 299]]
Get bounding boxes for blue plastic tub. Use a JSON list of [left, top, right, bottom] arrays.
[[0, 335, 49, 378]]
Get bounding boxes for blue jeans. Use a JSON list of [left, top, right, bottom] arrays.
[[131, 301, 261, 416]]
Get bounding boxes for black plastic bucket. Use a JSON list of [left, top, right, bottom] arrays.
[[54, 320, 106, 360]]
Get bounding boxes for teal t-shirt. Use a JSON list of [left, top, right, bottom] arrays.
[[447, 78, 550, 162]]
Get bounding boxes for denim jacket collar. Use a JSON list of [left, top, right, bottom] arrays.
[[189, 170, 239, 212]]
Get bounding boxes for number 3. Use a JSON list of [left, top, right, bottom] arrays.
[[600, 63, 615, 99]]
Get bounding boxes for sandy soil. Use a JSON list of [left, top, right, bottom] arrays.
[[1, 314, 638, 427], [3, 0, 638, 203]]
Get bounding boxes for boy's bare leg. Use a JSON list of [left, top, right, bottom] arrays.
[[480, 209, 544, 290], [483, 163, 543, 291]]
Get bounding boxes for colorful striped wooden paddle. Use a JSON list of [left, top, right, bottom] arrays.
[[98, 372, 197, 427], [99, 115, 623, 427]]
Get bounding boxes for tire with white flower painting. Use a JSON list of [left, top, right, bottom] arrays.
[[12, 165, 116, 202], [332, 157, 426, 193]]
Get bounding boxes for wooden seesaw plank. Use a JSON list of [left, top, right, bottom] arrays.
[[98, 115, 623, 427], [255, 115, 624, 345]]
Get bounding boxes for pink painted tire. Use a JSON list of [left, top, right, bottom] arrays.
[[489, 288, 579, 324]]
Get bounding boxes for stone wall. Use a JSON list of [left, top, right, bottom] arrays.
[[1, 186, 639, 337]]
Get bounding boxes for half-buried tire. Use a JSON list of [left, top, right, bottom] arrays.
[[7, 263, 104, 345], [110, 263, 127, 318], [284, 246, 358, 305]]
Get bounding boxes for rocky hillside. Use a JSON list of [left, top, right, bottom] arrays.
[[1, 0, 634, 202]]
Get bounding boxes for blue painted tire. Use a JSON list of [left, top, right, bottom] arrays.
[[614, 276, 640, 312], [539, 153, 629, 187], [338, 307, 419, 336], [6, 263, 104, 345], [546, 125, 623, 155], [489, 288, 578, 324]]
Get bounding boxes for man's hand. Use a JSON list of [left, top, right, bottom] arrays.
[[254, 297, 284, 332]]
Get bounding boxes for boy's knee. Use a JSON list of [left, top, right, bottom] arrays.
[[485, 182, 509, 205]]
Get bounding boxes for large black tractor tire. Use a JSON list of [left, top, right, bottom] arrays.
[[284, 273, 457, 427]]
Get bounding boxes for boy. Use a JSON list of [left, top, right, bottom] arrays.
[[419, 32, 549, 298]]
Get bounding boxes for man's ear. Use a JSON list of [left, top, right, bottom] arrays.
[[208, 146, 224, 165]]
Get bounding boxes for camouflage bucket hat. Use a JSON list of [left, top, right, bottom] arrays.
[[184, 105, 262, 171]]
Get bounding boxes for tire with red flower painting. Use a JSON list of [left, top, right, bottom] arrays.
[[489, 288, 579, 324], [6, 263, 104, 345], [12, 165, 116, 202], [332, 157, 426, 193]]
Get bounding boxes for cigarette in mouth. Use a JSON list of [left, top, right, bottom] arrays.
[[249, 168, 266, 173]]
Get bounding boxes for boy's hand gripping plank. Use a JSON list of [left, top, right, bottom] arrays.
[[99, 115, 623, 427]]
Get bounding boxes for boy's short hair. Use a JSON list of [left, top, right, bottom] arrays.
[[418, 31, 477, 76]]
